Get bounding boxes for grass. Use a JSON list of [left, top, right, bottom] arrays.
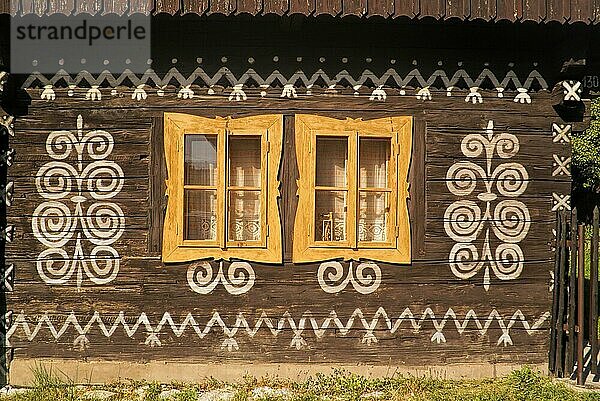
[[4, 365, 600, 401]]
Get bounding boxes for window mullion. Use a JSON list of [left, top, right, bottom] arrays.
[[177, 133, 183, 239], [219, 129, 228, 249], [349, 132, 358, 250], [392, 131, 400, 244], [262, 130, 269, 244]]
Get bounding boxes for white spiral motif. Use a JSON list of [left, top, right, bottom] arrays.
[[492, 200, 530, 243], [36, 248, 74, 284], [33, 115, 124, 288], [446, 162, 485, 196], [494, 133, 520, 159], [449, 243, 482, 279], [86, 246, 120, 284], [461, 134, 488, 158], [83, 202, 125, 245], [187, 261, 218, 294], [32, 201, 76, 248], [82, 161, 125, 200], [318, 261, 350, 294], [187, 261, 255, 295], [82, 130, 114, 160], [445, 121, 529, 290], [317, 261, 381, 294], [223, 262, 256, 295], [444, 201, 483, 242], [444, 200, 484, 242], [493, 243, 524, 279], [36, 162, 78, 199], [352, 262, 381, 294], [494, 163, 529, 197], [46, 131, 77, 160]]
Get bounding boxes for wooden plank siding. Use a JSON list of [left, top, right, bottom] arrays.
[[4, 88, 571, 366]]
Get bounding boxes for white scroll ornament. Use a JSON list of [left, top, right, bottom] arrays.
[[32, 115, 125, 288], [444, 120, 530, 291]]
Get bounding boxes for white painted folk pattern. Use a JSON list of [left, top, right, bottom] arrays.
[[0, 71, 7, 93], [317, 261, 381, 294], [444, 121, 530, 291], [1, 264, 14, 292], [0, 115, 14, 136], [23, 67, 547, 103], [31, 115, 125, 288], [6, 308, 550, 351], [552, 193, 571, 211], [552, 155, 571, 177], [187, 261, 255, 295], [562, 81, 582, 102], [552, 123, 571, 144]]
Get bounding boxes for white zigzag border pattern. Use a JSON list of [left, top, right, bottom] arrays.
[[23, 67, 548, 90], [7, 308, 550, 352]]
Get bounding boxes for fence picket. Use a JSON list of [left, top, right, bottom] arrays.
[[591, 207, 599, 375], [567, 208, 578, 377], [556, 211, 568, 376], [577, 224, 585, 386], [549, 211, 562, 374]]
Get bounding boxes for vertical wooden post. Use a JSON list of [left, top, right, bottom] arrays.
[[556, 211, 568, 376], [577, 224, 585, 386], [591, 207, 599, 375], [567, 208, 578, 375], [549, 211, 562, 374]]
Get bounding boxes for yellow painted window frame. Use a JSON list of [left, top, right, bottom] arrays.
[[162, 113, 283, 263], [293, 115, 412, 264]]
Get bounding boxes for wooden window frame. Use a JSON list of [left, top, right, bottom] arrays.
[[162, 113, 283, 263], [293, 115, 412, 264]]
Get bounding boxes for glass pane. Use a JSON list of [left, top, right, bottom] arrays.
[[358, 191, 388, 242], [184, 189, 217, 241], [359, 138, 391, 188], [315, 190, 346, 241], [316, 137, 348, 188], [228, 190, 261, 242], [185, 135, 218, 186], [229, 136, 262, 188]]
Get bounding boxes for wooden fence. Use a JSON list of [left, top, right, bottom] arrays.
[[550, 207, 600, 385]]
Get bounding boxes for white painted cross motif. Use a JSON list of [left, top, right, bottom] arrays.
[[2, 226, 14, 242], [0, 115, 14, 137], [562, 80, 582, 102], [0, 149, 14, 167], [1, 264, 14, 292], [552, 123, 571, 144], [552, 155, 571, 176], [552, 193, 571, 211], [444, 120, 530, 291], [31, 115, 125, 288]]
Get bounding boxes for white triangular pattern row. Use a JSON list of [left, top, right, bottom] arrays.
[[23, 67, 548, 91], [7, 308, 550, 350]]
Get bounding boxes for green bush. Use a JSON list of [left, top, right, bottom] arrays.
[[572, 99, 600, 218]]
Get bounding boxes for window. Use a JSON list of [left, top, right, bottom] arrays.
[[162, 113, 283, 263], [293, 115, 412, 263]]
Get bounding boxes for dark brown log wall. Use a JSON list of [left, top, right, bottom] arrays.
[[4, 88, 572, 367]]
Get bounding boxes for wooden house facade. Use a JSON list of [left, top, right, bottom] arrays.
[[0, 1, 597, 382]]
